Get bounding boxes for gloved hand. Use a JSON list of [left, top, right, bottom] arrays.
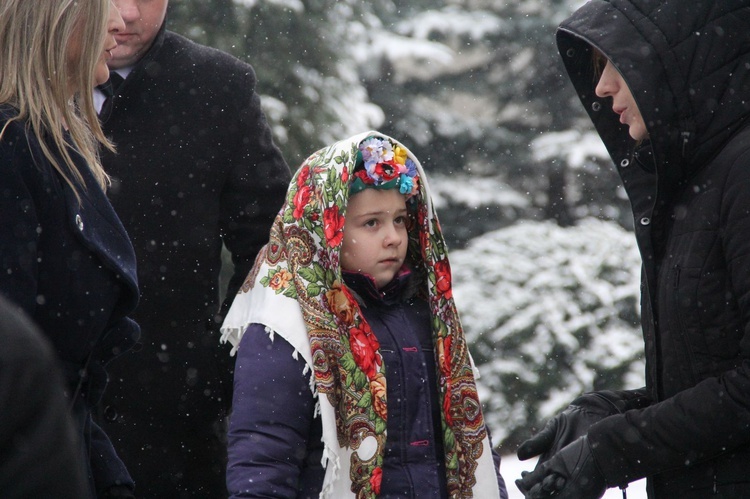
[[516, 391, 625, 463], [515, 436, 606, 499]]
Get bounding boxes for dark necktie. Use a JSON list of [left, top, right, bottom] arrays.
[[97, 71, 124, 121]]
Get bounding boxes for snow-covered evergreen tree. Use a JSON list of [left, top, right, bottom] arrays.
[[450, 218, 644, 448]]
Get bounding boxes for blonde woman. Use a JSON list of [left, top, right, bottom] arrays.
[[0, 1, 140, 497]]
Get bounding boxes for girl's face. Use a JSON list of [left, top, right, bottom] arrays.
[[341, 189, 409, 289], [595, 60, 649, 141]]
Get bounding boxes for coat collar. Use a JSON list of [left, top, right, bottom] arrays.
[[342, 266, 414, 307], [61, 136, 139, 306]]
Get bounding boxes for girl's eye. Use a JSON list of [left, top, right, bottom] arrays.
[[394, 216, 406, 225], [364, 219, 378, 227]]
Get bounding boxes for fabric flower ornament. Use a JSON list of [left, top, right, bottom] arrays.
[[349, 136, 420, 198], [360, 136, 394, 170], [399, 175, 414, 195]]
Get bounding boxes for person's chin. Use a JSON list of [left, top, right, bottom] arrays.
[[94, 67, 109, 87]]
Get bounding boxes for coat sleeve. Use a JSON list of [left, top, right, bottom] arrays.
[[217, 68, 291, 326], [226, 324, 316, 498], [587, 144, 750, 486]]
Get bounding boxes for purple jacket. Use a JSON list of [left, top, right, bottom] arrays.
[[226, 271, 508, 498]]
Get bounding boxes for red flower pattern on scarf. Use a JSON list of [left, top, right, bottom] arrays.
[[293, 184, 312, 220], [323, 205, 345, 247], [370, 467, 383, 495], [297, 165, 311, 187], [434, 259, 453, 300], [350, 325, 381, 379]]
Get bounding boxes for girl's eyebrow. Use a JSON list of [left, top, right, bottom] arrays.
[[353, 208, 408, 218]]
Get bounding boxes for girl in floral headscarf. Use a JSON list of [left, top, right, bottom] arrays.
[[221, 131, 507, 498]]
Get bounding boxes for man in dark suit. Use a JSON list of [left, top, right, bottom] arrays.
[[96, 1, 291, 496]]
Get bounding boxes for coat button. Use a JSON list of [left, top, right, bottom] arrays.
[[640, 217, 650, 226], [75, 214, 84, 231], [103, 405, 119, 422]]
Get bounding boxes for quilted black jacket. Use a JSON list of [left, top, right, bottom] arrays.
[[557, 0, 750, 496]]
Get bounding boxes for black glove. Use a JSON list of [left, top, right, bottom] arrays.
[[516, 391, 627, 463], [515, 435, 606, 499]]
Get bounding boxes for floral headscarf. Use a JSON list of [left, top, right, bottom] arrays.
[[221, 131, 498, 498]]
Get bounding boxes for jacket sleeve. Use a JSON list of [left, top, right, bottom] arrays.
[[588, 145, 750, 486], [217, 69, 291, 326], [226, 324, 316, 498]]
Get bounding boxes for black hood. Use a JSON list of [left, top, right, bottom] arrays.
[[556, 0, 750, 183]]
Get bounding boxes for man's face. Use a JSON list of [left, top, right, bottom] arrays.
[[109, 0, 168, 69]]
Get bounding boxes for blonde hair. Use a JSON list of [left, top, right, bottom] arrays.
[[0, 0, 114, 200]]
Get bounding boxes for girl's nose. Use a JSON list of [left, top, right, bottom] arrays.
[[383, 226, 402, 247]]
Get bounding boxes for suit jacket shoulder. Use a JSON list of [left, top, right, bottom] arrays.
[[149, 30, 257, 90]]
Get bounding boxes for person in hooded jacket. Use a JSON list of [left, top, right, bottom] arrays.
[[514, 1, 750, 498], [220, 132, 508, 498]]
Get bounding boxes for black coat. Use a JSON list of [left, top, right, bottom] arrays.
[[0, 294, 90, 499], [558, 1, 750, 496], [97, 22, 291, 496], [0, 106, 140, 496]]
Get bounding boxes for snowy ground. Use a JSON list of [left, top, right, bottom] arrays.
[[501, 453, 647, 499]]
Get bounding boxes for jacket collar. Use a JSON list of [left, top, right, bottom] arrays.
[[342, 266, 413, 307]]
